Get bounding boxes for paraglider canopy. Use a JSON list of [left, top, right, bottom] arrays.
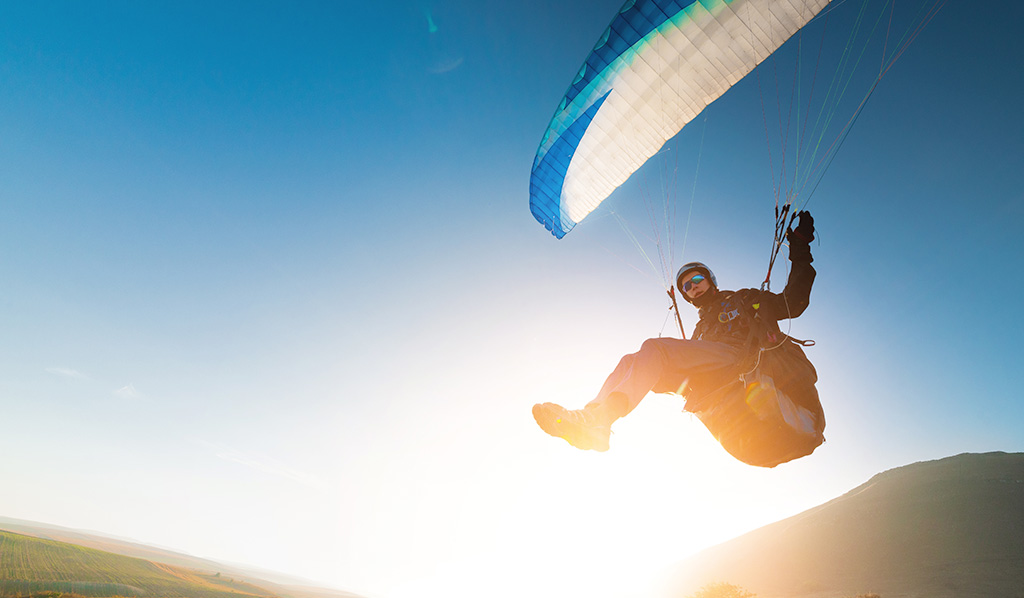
[[530, 0, 830, 239]]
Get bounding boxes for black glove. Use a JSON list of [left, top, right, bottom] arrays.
[[786, 210, 814, 263], [787, 210, 814, 244]]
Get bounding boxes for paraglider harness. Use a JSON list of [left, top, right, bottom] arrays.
[[677, 296, 826, 468]]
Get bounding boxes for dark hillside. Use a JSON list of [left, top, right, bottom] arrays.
[[669, 452, 1024, 598]]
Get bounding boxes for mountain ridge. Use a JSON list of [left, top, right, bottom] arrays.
[[667, 451, 1024, 598]]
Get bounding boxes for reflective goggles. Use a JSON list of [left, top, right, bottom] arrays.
[[681, 274, 706, 293]]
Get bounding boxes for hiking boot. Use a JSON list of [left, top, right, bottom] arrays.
[[532, 402, 611, 452]]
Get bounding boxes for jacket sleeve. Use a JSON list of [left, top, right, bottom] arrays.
[[759, 246, 816, 321]]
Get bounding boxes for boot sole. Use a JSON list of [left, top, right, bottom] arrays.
[[532, 403, 609, 452]]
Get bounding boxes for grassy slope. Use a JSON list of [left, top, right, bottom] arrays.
[[0, 521, 363, 598], [0, 531, 277, 598]]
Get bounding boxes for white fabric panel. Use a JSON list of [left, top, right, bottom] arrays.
[[561, 0, 829, 226]]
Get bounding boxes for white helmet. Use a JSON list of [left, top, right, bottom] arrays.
[[675, 262, 717, 292]]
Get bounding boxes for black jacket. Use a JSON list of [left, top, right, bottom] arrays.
[[682, 242, 824, 467], [692, 255, 816, 350], [688, 249, 819, 415]]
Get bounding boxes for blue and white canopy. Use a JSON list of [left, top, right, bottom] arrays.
[[530, 0, 830, 238]]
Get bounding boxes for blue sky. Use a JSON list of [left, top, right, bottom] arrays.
[[1, 2, 1022, 598]]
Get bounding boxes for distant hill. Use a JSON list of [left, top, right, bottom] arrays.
[[668, 452, 1024, 598], [0, 521, 363, 598], [0, 530, 278, 598]]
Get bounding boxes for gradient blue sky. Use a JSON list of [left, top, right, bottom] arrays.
[[1, 2, 1021, 598]]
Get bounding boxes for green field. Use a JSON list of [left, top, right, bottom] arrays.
[[0, 531, 278, 598]]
